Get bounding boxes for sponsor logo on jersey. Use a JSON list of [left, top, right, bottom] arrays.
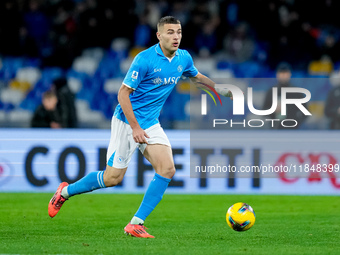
[[163, 76, 181, 85], [154, 68, 161, 72], [153, 76, 181, 86], [177, 65, 183, 72]]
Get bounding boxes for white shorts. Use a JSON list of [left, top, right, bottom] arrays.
[[106, 116, 171, 169]]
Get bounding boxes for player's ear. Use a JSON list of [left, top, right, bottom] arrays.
[[156, 31, 161, 41]]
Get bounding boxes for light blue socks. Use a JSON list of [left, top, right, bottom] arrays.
[[64, 171, 106, 198], [133, 173, 171, 223], [61, 171, 171, 225]]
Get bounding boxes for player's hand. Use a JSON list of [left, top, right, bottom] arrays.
[[50, 122, 61, 129], [132, 126, 150, 144], [215, 87, 233, 99], [226, 90, 233, 100]]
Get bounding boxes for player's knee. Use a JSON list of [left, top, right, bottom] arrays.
[[161, 165, 176, 179], [169, 166, 176, 178]]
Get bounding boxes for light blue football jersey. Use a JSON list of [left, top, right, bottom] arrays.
[[114, 43, 198, 129]]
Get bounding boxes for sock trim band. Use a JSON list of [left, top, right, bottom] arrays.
[[97, 171, 105, 188]]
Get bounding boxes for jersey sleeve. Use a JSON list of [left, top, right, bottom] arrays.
[[123, 53, 148, 90], [182, 51, 199, 78]]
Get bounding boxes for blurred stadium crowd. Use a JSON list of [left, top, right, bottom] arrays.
[[0, 0, 340, 129]]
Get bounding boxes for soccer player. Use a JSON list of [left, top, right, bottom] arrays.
[[48, 16, 231, 238]]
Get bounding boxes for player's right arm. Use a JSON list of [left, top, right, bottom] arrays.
[[119, 52, 150, 144], [117, 84, 150, 144]]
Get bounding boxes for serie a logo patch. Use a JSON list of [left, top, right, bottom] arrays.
[[132, 71, 139, 79]]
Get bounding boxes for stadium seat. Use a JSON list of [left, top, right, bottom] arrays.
[[20, 98, 39, 112], [217, 61, 233, 70], [233, 61, 262, 78], [96, 55, 121, 80], [41, 67, 64, 83], [8, 109, 32, 125], [16, 66, 41, 88], [120, 57, 134, 74], [104, 78, 123, 94], [76, 99, 106, 125], [76, 86, 94, 102], [0, 110, 6, 123], [34, 79, 50, 92], [72, 56, 99, 76], [0, 88, 25, 106], [111, 38, 130, 54], [291, 71, 307, 78], [1, 102, 15, 112], [67, 77, 82, 95], [67, 70, 92, 89], [209, 69, 234, 80], [0, 57, 25, 82], [193, 57, 216, 76], [308, 58, 333, 75], [9, 80, 31, 93], [82, 47, 105, 62], [100, 92, 118, 119]]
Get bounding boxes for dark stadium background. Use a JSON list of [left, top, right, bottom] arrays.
[[0, 0, 339, 129]]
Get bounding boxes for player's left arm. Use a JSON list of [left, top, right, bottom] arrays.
[[189, 72, 232, 98], [183, 51, 232, 98]]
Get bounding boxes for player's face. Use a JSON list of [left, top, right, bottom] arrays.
[[43, 97, 58, 111], [276, 71, 291, 84], [157, 23, 182, 56]]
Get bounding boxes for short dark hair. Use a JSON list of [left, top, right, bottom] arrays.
[[276, 62, 292, 73], [157, 16, 180, 30], [43, 90, 57, 99]]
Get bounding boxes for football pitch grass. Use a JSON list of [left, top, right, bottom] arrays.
[[1, 194, 339, 255]]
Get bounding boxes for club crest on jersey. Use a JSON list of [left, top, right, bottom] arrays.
[[131, 71, 139, 79], [177, 65, 183, 72]]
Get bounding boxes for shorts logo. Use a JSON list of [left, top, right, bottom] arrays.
[[177, 65, 183, 72], [117, 156, 125, 163], [132, 71, 139, 79]]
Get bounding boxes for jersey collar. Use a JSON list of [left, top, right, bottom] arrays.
[[155, 43, 179, 59]]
